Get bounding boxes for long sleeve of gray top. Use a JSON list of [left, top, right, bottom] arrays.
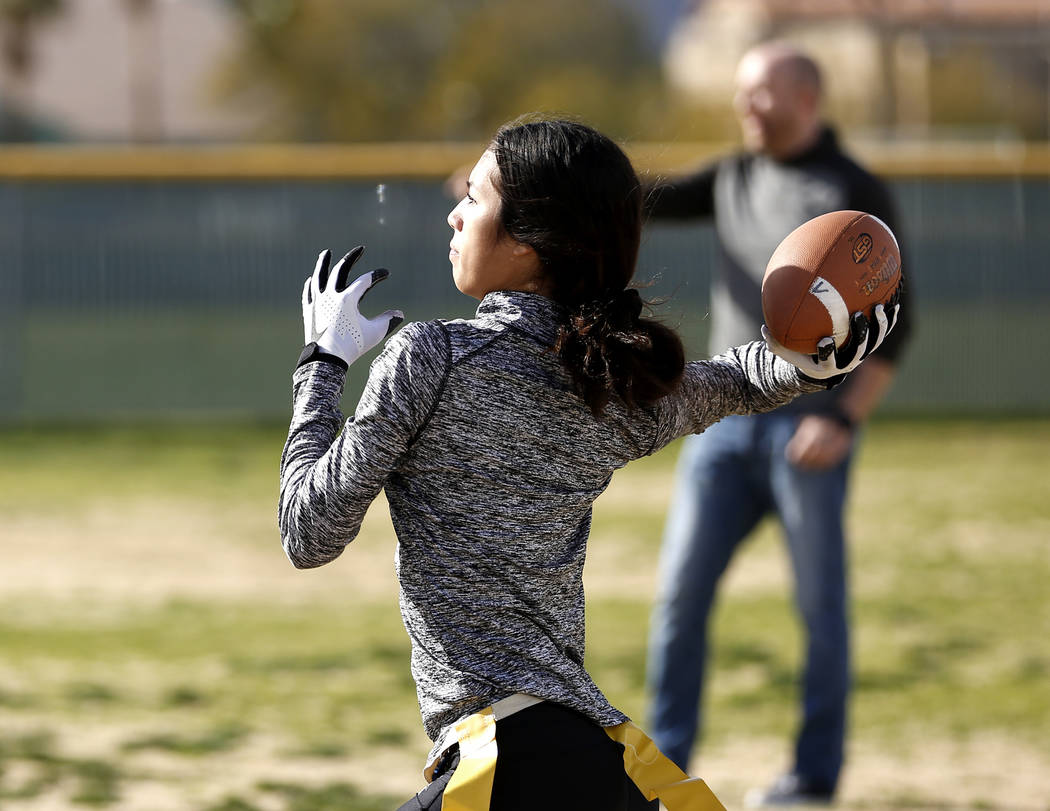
[[279, 291, 819, 748]]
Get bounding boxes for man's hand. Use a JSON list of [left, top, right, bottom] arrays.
[[301, 246, 404, 366], [786, 414, 853, 470]]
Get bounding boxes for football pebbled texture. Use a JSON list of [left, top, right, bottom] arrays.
[[761, 210, 902, 354]]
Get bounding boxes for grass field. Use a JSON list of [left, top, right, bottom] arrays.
[[1, 419, 1048, 810]]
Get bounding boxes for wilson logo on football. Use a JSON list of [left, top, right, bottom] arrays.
[[852, 233, 873, 264]]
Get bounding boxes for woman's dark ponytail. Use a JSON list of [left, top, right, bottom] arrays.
[[556, 289, 685, 417], [491, 117, 685, 417]]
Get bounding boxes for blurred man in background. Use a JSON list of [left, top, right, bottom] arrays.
[[644, 40, 912, 807]]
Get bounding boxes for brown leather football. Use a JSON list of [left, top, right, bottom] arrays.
[[761, 210, 902, 354]]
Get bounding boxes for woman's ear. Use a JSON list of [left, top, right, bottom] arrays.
[[511, 241, 542, 274], [510, 241, 549, 295]]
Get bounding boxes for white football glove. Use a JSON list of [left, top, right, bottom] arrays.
[[301, 246, 404, 366], [763, 294, 900, 381], [302, 248, 343, 345]]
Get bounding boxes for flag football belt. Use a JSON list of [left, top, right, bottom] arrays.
[[429, 694, 725, 811]]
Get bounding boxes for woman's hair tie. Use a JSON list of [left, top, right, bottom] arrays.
[[614, 287, 643, 322]]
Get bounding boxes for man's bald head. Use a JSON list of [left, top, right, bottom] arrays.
[[744, 41, 823, 97], [734, 41, 825, 159]]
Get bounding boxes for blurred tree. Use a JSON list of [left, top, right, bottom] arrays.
[[416, 0, 667, 140], [0, 0, 64, 140], [212, 0, 669, 141], [927, 44, 1049, 141]]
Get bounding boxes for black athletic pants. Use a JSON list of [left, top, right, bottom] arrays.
[[397, 702, 657, 810]]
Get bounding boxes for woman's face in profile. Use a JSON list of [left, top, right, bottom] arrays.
[[447, 150, 543, 300]]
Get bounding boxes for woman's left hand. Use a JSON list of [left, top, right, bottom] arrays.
[[301, 246, 404, 366]]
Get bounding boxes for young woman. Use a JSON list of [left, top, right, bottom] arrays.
[[279, 118, 895, 811]]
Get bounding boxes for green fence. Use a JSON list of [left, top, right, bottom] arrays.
[[0, 167, 1048, 420]]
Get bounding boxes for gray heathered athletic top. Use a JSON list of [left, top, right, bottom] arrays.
[[279, 290, 818, 749]]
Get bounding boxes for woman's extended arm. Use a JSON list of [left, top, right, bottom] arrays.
[[650, 341, 821, 451]]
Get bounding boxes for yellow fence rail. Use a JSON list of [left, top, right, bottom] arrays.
[[0, 141, 1047, 181]]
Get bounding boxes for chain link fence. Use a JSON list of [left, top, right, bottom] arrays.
[[0, 166, 1047, 420]]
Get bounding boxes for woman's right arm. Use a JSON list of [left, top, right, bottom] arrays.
[[278, 322, 450, 568], [649, 340, 823, 452]]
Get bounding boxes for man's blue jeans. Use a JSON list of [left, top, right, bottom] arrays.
[[646, 412, 853, 792]]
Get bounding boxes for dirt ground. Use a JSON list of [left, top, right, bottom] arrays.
[[4, 486, 1049, 810]]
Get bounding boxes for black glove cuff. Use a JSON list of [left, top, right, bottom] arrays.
[[296, 342, 349, 372], [798, 371, 847, 390]]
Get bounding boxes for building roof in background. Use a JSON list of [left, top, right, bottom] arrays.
[[23, 0, 258, 142], [756, 0, 1050, 24]]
